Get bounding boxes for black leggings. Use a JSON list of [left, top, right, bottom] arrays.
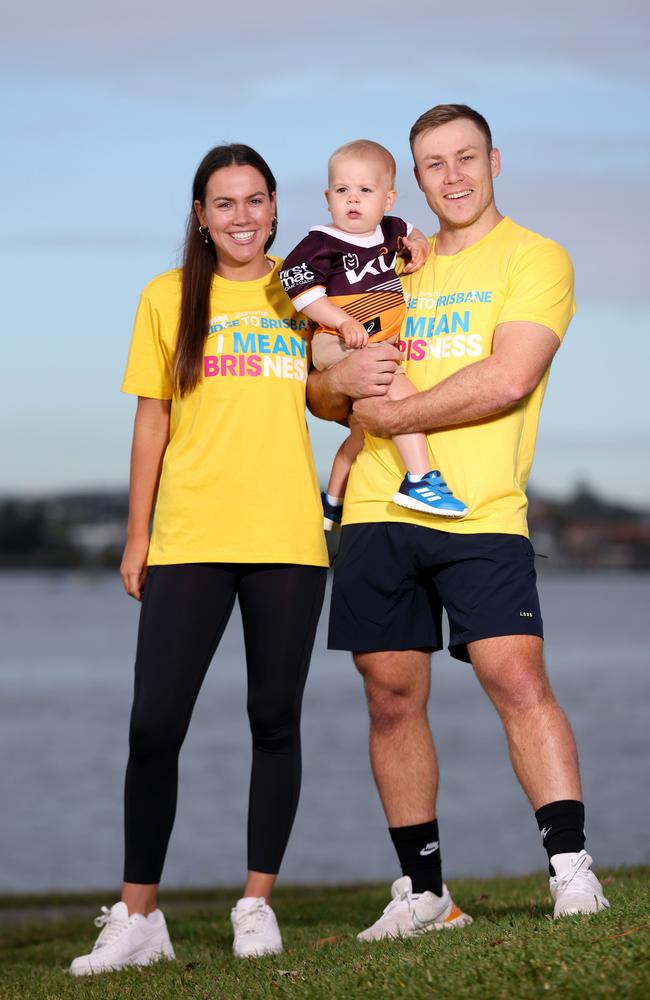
[[123, 563, 326, 884]]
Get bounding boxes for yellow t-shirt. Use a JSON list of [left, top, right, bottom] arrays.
[[344, 217, 575, 536], [121, 261, 328, 567]]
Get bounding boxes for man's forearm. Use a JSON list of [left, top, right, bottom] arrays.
[[307, 366, 351, 423], [384, 354, 523, 434], [353, 322, 560, 437], [306, 342, 402, 422]]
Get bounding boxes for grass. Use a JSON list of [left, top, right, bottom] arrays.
[[1, 868, 648, 999]]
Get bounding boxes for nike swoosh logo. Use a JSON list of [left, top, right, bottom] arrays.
[[419, 841, 439, 856]]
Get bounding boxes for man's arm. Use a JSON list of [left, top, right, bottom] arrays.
[[351, 321, 560, 436], [306, 342, 403, 423]]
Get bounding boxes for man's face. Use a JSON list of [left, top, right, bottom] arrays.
[[412, 119, 500, 230]]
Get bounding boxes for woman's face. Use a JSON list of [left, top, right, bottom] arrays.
[[195, 165, 276, 278]]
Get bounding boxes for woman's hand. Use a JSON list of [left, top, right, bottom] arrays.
[[120, 534, 150, 601]]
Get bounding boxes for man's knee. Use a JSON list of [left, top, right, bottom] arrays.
[[470, 635, 554, 714], [354, 650, 430, 729]]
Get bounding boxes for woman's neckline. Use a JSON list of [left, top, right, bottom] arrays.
[[212, 256, 278, 286]]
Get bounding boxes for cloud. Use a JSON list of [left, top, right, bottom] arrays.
[[2, 0, 647, 303], [2, 0, 648, 92], [7, 232, 175, 251], [488, 172, 650, 303], [4, 166, 648, 304]]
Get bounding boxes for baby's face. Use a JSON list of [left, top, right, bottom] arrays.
[[325, 155, 396, 236]]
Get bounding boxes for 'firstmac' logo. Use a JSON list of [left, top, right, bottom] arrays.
[[279, 262, 315, 290]]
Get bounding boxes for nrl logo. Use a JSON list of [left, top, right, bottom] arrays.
[[342, 253, 359, 270]]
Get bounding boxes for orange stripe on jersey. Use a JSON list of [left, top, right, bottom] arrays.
[[344, 294, 405, 323], [317, 299, 406, 342], [327, 291, 402, 312]]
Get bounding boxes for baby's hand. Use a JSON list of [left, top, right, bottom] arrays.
[[399, 233, 430, 274], [338, 317, 369, 349]]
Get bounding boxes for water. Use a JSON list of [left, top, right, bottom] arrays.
[[1, 570, 648, 893]]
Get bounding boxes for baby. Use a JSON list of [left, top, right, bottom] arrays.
[[280, 140, 466, 528]]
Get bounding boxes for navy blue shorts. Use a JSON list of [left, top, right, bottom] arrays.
[[328, 523, 543, 663]]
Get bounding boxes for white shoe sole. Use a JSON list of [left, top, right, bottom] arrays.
[[69, 942, 175, 976], [233, 942, 283, 959], [391, 493, 467, 518], [358, 906, 473, 941], [554, 897, 610, 918]]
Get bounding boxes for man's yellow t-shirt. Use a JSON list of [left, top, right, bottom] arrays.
[[344, 217, 575, 536], [121, 261, 328, 567]]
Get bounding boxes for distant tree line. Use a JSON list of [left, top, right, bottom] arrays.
[[0, 486, 648, 570], [0, 494, 128, 568]]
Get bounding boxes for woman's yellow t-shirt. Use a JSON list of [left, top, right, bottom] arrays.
[[121, 260, 328, 568]]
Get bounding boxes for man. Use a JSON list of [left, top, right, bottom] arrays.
[[307, 104, 609, 939]]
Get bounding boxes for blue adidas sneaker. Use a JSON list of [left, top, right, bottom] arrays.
[[322, 492, 343, 531], [392, 471, 467, 518]]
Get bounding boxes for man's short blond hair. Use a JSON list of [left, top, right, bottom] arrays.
[[409, 104, 493, 152], [328, 140, 396, 184]]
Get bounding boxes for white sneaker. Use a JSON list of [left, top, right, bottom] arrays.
[[357, 876, 473, 942], [69, 901, 175, 976], [550, 850, 610, 918], [231, 897, 283, 958]]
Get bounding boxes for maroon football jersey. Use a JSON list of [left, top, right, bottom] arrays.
[[279, 216, 411, 342]]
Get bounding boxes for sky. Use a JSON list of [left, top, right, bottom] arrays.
[[2, 0, 649, 503]]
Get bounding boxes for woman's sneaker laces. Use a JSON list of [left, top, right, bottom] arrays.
[[68, 901, 175, 975], [231, 897, 283, 958]]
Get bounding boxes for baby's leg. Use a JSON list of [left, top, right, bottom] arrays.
[[387, 374, 432, 475], [327, 417, 365, 498]]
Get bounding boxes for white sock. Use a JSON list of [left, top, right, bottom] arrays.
[[326, 493, 344, 506], [406, 472, 428, 483]]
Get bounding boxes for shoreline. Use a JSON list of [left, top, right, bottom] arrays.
[[1, 865, 647, 924]]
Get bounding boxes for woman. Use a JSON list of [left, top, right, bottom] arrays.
[[70, 145, 328, 974]]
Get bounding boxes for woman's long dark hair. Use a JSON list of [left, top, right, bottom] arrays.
[[174, 144, 277, 397]]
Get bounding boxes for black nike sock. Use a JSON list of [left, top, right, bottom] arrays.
[[389, 819, 443, 896], [535, 799, 585, 875]]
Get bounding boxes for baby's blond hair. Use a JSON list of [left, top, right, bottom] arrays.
[[328, 140, 396, 185]]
